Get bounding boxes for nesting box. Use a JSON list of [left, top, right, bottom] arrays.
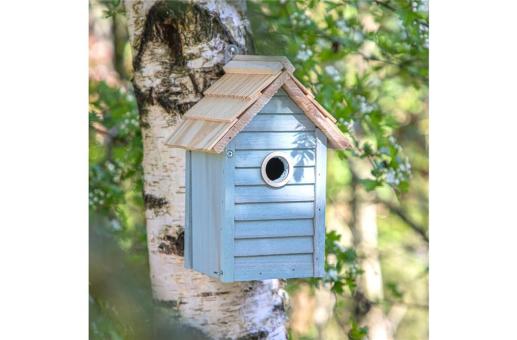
[[166, 55, 350, 282]]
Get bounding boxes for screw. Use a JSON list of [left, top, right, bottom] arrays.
[[226, 150, 233, 158]]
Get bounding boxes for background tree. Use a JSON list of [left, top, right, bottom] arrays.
[[89, 0, 428, 339]]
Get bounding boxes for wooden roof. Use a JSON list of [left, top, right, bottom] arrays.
[[166, 55, 351, 153]]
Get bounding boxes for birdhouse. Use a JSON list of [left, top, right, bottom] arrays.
[[166, 55, 350, 282]]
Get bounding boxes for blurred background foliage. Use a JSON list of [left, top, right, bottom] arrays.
[[89, 0, 428, 339]]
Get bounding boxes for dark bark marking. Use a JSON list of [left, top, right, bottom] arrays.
[[154, 299, 182, 308], [132, 1, 244, 118], [199, 291, 230, 297], [144, 194, 168, 210], [272, 303, 284, 313], [156, 95, 196, 115], [188, 72, 201, 95], [158, 230, 184, 256], [237, 331, 269, 340]]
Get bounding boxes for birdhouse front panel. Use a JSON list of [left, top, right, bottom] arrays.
[[230, 89, 327, 281], [166, 55, 351, 282]]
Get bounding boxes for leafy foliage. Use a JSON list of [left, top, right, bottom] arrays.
[[316, 230, 363, 295], [100, 0, 124, 18], [89, 81, 143, 225], [348, 320, 369, 340], [249, 0, 428, 194], [89, 80, 149, 339]]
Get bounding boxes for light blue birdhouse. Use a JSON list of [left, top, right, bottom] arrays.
[[166, 55, 350, 282]]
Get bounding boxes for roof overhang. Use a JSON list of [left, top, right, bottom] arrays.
[[166, 55, 351, 153]]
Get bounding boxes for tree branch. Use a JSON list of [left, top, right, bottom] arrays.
[[381, 200, 429, 243]]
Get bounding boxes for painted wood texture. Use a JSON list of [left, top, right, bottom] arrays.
[[259, 96, 304, 114], [234, 131, 316, 150], [235, 254, 313, 266], [212, 71, 289, 153], [184, 150, 193, 269], [234, 237, 314, 256], [234, 219, 314, 239], [190, 151, 226, 278], [313, 129, 327, 277], [230, 93, 319, 281], [234, 260, 314, 281], [220, 141, 235, 282], [282, 78, 350, 149], [235, 184, 314, 203], [243, 114, 314, 132], [235, 166, 315, 186], [235, 149, 315, 168]]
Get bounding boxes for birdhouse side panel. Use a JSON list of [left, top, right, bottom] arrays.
[[232, 91, 319, 281], [187, 150, 228, 279], [184, 151, 193, 269], [314, 129, 327, 277]]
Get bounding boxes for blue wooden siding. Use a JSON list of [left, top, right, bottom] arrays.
[[220, 142, 236, 281], [188, 151, 228, 279], [234, 237, 314, 256], [234, 254, 314, 281], [235, 149, 315, 168], [234, 219, 314, 238], [314, 129, 327, 277], [235, 166, 315, 186], [235, 184, 314, 203], [235, 202, 315, 220], [234, 131, 316, 150], [232, 92, 320, 281], [186, 90, 328, 282], [244, 115, 313, 132], [184, 151, 193, 269]]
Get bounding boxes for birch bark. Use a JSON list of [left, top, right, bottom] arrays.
[[124, 1, 287, 339]]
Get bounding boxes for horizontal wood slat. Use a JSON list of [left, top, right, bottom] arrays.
[[211, 72, 289, 153], [204, 73, 279, 99], [234, 237, 314, 256], [235, 166, 315, 186], [235, 219, 314, 239], [235, 202, 315, 221], [184, 96, 256, 122], [243, 114, 314, 132], [235, 253, 313, 265], [235, 149, 316, 168], [234, 255, 314, 281], [235, 184, 314, 203], [282, 78, 351, 149], [259, 97, 304, 114], [234, 132, 316, 150], [166, 119, 234, 152]]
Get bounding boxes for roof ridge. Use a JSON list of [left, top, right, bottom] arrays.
[[232, 55, 295, 74]]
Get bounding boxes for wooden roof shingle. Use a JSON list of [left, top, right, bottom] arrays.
[[166, 55, 351, 153]]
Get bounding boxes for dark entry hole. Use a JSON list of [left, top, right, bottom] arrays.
[[265, 157, 285, 181]]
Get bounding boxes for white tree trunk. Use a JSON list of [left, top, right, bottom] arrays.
[[124, 1, 287, 339], [355, 199, 391, 340]]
